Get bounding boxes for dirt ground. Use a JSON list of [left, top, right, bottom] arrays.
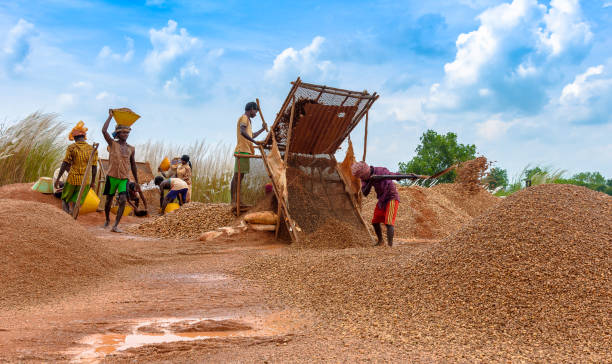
[[0, 183, 608, 363], [0, 185, 435, 363]]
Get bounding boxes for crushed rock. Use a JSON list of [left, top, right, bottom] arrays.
[[126, 202, 235, 240], [241, 184, 611, 362]]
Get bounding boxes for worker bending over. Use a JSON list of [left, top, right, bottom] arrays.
[[102, 109, 140, 233], [231, 101, 267, 209], [154, 176, 188, 215], [54, 121, 98, 214], [351, 161, 400, 247]]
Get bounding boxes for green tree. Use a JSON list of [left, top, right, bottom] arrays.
[[485, 167, 508, 189], [398, 130, 476, 183], [572, 171, 606, 185]]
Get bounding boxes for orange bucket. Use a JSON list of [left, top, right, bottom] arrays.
[[159, 157, 171, 172]]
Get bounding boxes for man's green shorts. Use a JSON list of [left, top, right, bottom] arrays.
[[61, 182, 90, 204], [104, 176, 128, 196], [234, 152, 251, 174]]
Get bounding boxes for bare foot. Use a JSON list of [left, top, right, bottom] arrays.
[[103, 220, 110, 228], [111, 226, 123, 233]]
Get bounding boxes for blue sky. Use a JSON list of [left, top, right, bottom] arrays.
[[1, 0, 611, 178]]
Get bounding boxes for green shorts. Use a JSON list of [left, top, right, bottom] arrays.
[[234, 152, 251, 174], [61, 182, 90, 204], [104, 176, 128, 196]]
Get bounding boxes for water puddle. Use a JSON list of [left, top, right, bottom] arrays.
[[71, 315, 288, 363]]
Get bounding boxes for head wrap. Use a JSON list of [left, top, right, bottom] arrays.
[[351, 161, 370, 180], [114, 124, 131, 132], [68, 121, 87, 141]]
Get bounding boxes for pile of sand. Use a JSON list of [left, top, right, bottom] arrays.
[[242, 184, 611, 361], [362, 183, 499, 239], [297, 218, 373, 249], [127, 202, 235, 240], [0, 199, 118, 309]]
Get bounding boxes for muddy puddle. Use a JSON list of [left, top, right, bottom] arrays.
[[71, 313, 296, 363]]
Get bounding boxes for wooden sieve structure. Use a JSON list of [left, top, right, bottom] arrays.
[[258, 78, 379, 243]]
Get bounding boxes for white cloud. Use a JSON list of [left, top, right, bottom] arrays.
[[98, 37, 134, 62], [426, 0, 592, 114], [2, 19, 36, 75], [558, 65, 612, 124], [95, 91, 110, 100], [72, 81, 92, 89], [265, 36, 334, 83], [604, 2, 612, 8], [476, 118, 512, 140], [144, 20, 200, 76]]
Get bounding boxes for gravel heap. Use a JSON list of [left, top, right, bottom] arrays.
[[127, 202, 235, 240], [432, 182, 499, 217], [362, 183, 499, 239], [242, 184, 611, 362], [297, 218, 373, 249], [0, 199, 118, 309]]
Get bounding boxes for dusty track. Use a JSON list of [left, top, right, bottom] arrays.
[[0, 187, 429, 362]]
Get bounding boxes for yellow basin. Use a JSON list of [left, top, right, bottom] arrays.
[[112, 108, 140, 127]]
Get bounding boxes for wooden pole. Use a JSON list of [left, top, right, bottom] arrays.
[[256, 98, 269, 132], [284, 97, 296, 164], [73, 142, 99, 220], [236, 155, 241, 216], [362, 111, 369, 161]]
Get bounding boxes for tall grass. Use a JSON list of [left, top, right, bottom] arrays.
[[137, 139, 268, 204], [0, 112, 67, 186], [497, 164, 567, 196]]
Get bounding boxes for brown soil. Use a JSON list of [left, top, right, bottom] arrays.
[[0, 199, 120, 309], [126, 202, 235, 240], [242, 184, 612, 362], [432, 182, 500, 217]]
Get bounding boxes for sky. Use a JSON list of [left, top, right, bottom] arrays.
[[1, 0, 611, 178]]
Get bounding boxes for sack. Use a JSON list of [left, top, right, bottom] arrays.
[[244, 211, 278, 225], [249, 224, 276, 231]]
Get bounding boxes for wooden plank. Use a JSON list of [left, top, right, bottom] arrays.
[[362, 111, 368, 161], [284, 97, 296, 164], [258, 144, 299, 243], [256, 98, 269, 132], [334, 162, 375, 244]]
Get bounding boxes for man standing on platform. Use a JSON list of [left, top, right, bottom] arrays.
[[230, 101, 266, 210]]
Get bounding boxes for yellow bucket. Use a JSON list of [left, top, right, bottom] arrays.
[[112, 108, 140, 127], [159, 157, 171, 172], [79, 189, 100, 214], [165, 202, 180, 213], [111, 205, 133, 216]]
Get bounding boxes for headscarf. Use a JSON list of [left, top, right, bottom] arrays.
[[68, 121, 87, 141], [351, 161, 370, 180], [113, 124, 131, 139]]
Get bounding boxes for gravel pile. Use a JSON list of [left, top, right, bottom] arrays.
[[432, 182, 499, 217], [362, 183, 499, 239], [297, 218, 373, 249], [242, 184, 611, 362], [0, 199, 118, 309], [127, 202, 235, 240]]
